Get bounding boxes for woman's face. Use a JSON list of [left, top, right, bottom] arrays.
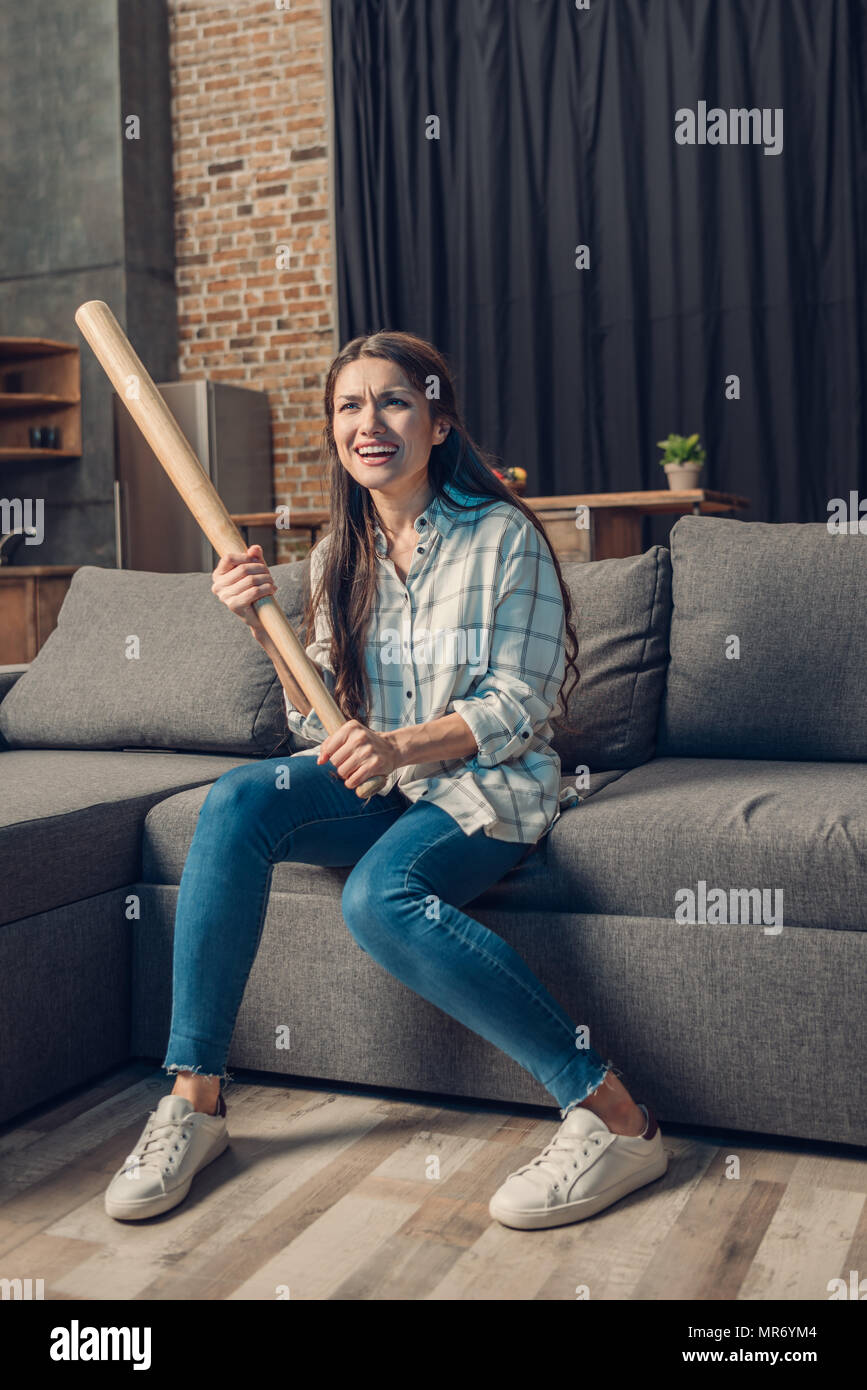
[[332, 357, 450, 495]]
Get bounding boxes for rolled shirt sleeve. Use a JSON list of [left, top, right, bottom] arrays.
[[448, 520, 566, 767]]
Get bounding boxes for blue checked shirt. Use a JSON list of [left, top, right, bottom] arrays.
[[284, 483, 578, 843]]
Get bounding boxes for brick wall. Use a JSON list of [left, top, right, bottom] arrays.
[[167, 0, 335, 559]]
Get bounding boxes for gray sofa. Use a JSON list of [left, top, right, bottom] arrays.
[[1, 515, 864, 1146]]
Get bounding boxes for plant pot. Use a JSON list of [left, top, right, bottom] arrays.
[[663, 462, 702, 490]]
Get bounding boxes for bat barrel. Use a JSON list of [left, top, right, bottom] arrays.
[[75, 300, 245, 557], [74, 299, 385, 800]]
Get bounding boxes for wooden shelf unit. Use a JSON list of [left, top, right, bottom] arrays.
[[0, 337, 81, 463], [0, 565, 80, 663]]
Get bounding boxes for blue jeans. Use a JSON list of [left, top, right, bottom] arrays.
[[162, 753, 613, 1116]]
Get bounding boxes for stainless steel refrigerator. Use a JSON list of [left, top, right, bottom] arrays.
[[113, 380, 275, 572]]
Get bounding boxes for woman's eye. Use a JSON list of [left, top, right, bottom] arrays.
[[338, 398, 408, 411]]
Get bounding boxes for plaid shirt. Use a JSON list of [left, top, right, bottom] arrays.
[[284, 483, 578, 843]]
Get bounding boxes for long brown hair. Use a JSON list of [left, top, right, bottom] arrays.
[[305, 330, 580, 723]]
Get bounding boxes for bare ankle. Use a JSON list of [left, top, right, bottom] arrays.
[[579, 1071, 645, 1136], [603, 1102, 646, 1137], [170, 1071, 221, 1115]]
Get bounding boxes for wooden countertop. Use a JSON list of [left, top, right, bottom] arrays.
[[525, 490, 750, 513], [0, 565, 82, 576]]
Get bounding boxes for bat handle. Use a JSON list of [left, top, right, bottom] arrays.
[[356, 773, 387, 800]]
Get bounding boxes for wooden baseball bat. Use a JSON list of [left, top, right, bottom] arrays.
[[74, 299, 385, 799]]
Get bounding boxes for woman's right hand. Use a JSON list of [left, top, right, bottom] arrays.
[[211, 545, 277, 641]]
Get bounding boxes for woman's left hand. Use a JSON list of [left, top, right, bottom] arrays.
[[317, 720, 400, 790]]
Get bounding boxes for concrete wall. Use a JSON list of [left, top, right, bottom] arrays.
[[0, 0, 177, 565]]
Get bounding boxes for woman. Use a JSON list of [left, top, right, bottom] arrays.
[[105, 331, 667, 1230]]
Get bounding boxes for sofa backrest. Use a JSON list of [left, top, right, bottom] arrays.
[[0, 545, 674, 772], [656, 515, 867, 760]]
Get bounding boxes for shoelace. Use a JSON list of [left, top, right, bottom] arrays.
[[122, 1113, 192, 1178], [510, 1132, 606, 1192]]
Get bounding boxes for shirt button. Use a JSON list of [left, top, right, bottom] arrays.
[[521, 731, 530, 739], [417, 546, 425, 554], [417, 518, 427, 527], [406, 691, 413, 699]]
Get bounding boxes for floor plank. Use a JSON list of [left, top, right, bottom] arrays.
[[737, 1182, 865, 1301], [632, 1156, 788, 1300], [0, 1065, 862, 1302]]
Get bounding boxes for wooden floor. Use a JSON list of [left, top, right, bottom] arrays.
[[0, 1062, 864, 1301]]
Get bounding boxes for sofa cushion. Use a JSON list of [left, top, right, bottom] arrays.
[[0, 561, 309, 755], [657, 516, 867, 760], [0, 749, 254, 925], [140, 771, 628, 904], [545, 757, 867, 931], [140, 757, 867, 929], [552, 546, 672, 771]]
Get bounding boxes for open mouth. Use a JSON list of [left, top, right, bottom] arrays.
[[355, 444, 399, 464]]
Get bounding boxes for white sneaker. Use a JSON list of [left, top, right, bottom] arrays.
[[489, 1103, 668, 1230], [105, 1092, 229, 1221]]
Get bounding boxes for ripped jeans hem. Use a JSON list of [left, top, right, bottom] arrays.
[[558, 1058, 623, 1120], [163, 1062, 234, 1085]]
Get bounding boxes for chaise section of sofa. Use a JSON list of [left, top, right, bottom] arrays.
[[0, 741, 257, 1123], [0, 746, 259, 928]]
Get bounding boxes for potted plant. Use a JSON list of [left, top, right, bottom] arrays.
[[657, 432, 706, 490]]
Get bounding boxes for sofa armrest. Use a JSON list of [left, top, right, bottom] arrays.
[[0, 663, 29, 703]]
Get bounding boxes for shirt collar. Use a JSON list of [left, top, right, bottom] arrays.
[[372, 481, 488, 554]]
